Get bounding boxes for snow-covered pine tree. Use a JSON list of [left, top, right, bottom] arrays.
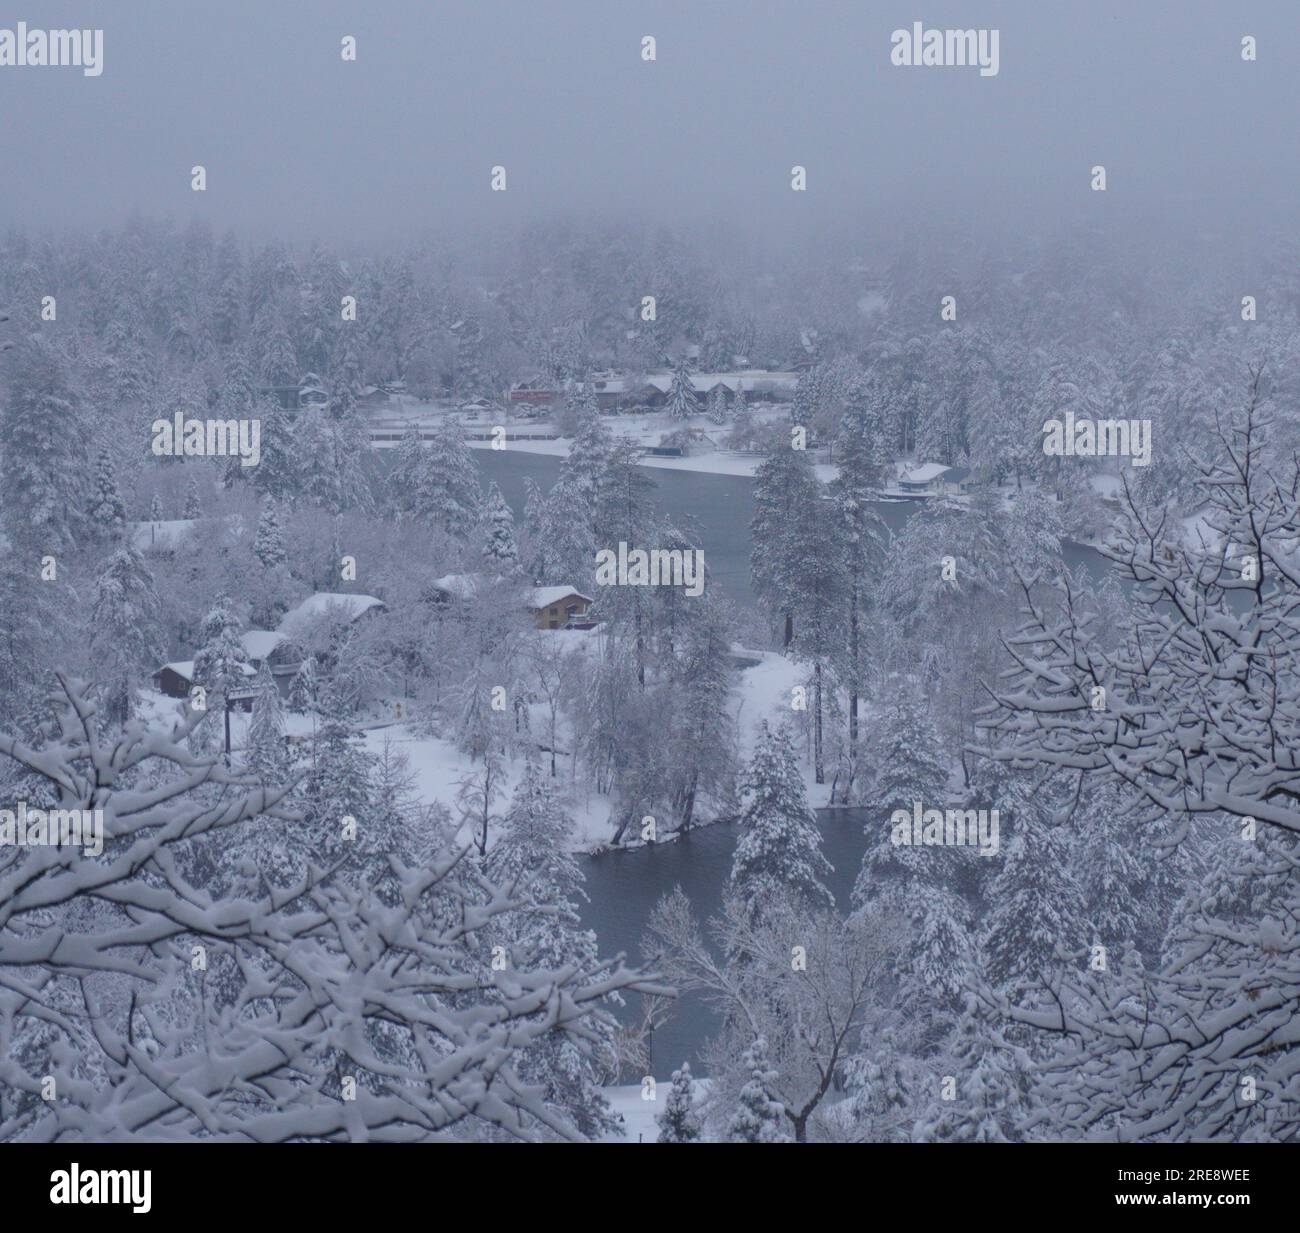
[[389, 419, 425, 521], [981, 815, 1088, 996], [852, 689, 975, 1037], [483, 759, 622, 1138], [245, 660, 289, 785], [657, 1062, 702, 1142], [791, 363, 828, 430], [853, 689, 950, 899], [665, 591, 737, 830], [90, 545, 163, 726], [543, 411, 614, 585], [258, 309, 298, 387], [394, 417, 482, 537], [294, 405, 345, 513], [249, 394, 297, 503], [148, 492, 164, 522], [288, 652, 319, 713], [730, 380, 748, 424], [481, 481, 520, 572], [726, 1037, 790, 1142], [521, 475, 553, 581], [88, 446, 127, 541], [302, 687, 380, 869], [912, 996, 1035, 1142], [192, 595, 250, 695], [830, 397, 890, 764], [665, 356, 700, 420], [844, 1026, 919, 1142], [182, 475, 203, 520], [706, 382, 727, 425], [750, 439, 820, 647], [253, 499, 287, 570], [784, 485, 849, 786], [1072, 779, 1147, 955], [0, 334, 88, 552], [731, 721, 833, 916]]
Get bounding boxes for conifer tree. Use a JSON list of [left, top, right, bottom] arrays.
[[294, 406, 345, 512], [392, 418, 482, 536], [258, 309, 298, 387], [657, 1063, 702, 1142], [665, 356, 700, 420], [750, 440, 819, 647], [830, 398, 889, 762], [730, 381, 748, 424], [1073, 780, 1147, 954], [706, 383, 727, 425], [726, 1038, 789, 1142], [854, 690, 950, 897], [88, 446, 127, 541], [913, 997, 1033, 1142], [249, 395, 297, 503], [483, 760, 621, 1138], [182, 475, 203, 520], [0, 334, 88, 552], [982, 816, 1088, 995], [253, 500, 287, 570], [148, 492, 164, 522], [481, 481, 520, 572], [192, 596, 249, 695], [302, 686, 380, 867], [90, 545, 163, 725], [288, 653, 320, 713], [246, 661, 288, 785], [731, 721, 833, 916]]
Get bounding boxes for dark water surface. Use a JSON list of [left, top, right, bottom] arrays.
[[476, 449, 1109, 626], [580, 807, 875, 1078]]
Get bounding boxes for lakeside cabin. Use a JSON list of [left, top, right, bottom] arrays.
[[430, 575, 597, 630], [526, 586, 595, 630], [897, 463, 975, 497]]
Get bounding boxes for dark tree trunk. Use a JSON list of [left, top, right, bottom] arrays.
[[813, 661, 824, 785]]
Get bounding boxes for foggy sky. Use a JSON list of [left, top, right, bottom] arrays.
[[1, 0, 1296, 248]]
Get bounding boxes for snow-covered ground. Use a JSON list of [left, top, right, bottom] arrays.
[[601, 1084, 663, 1142], [600, 1079, 713, 1142], [136, 635, 817, 854], [465, 429, 840, 482]]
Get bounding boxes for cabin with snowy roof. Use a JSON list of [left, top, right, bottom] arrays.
[[276, 592, 385, 640], [526, 586, 594, 630], [897, 463, 974, 496]]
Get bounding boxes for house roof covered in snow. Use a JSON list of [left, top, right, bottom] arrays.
[[640, 371, 799, 396], [153, 660, 256, 682], [900, 463, 952, 485], [277, 592, 385, 637], [430, 573, 484, 600], [240, 630, 288, 661], [526, 586, 593, 610]]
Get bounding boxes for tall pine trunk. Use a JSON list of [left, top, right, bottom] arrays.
[[848, 586, 860, 755], [813, 661, 824, 785]]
